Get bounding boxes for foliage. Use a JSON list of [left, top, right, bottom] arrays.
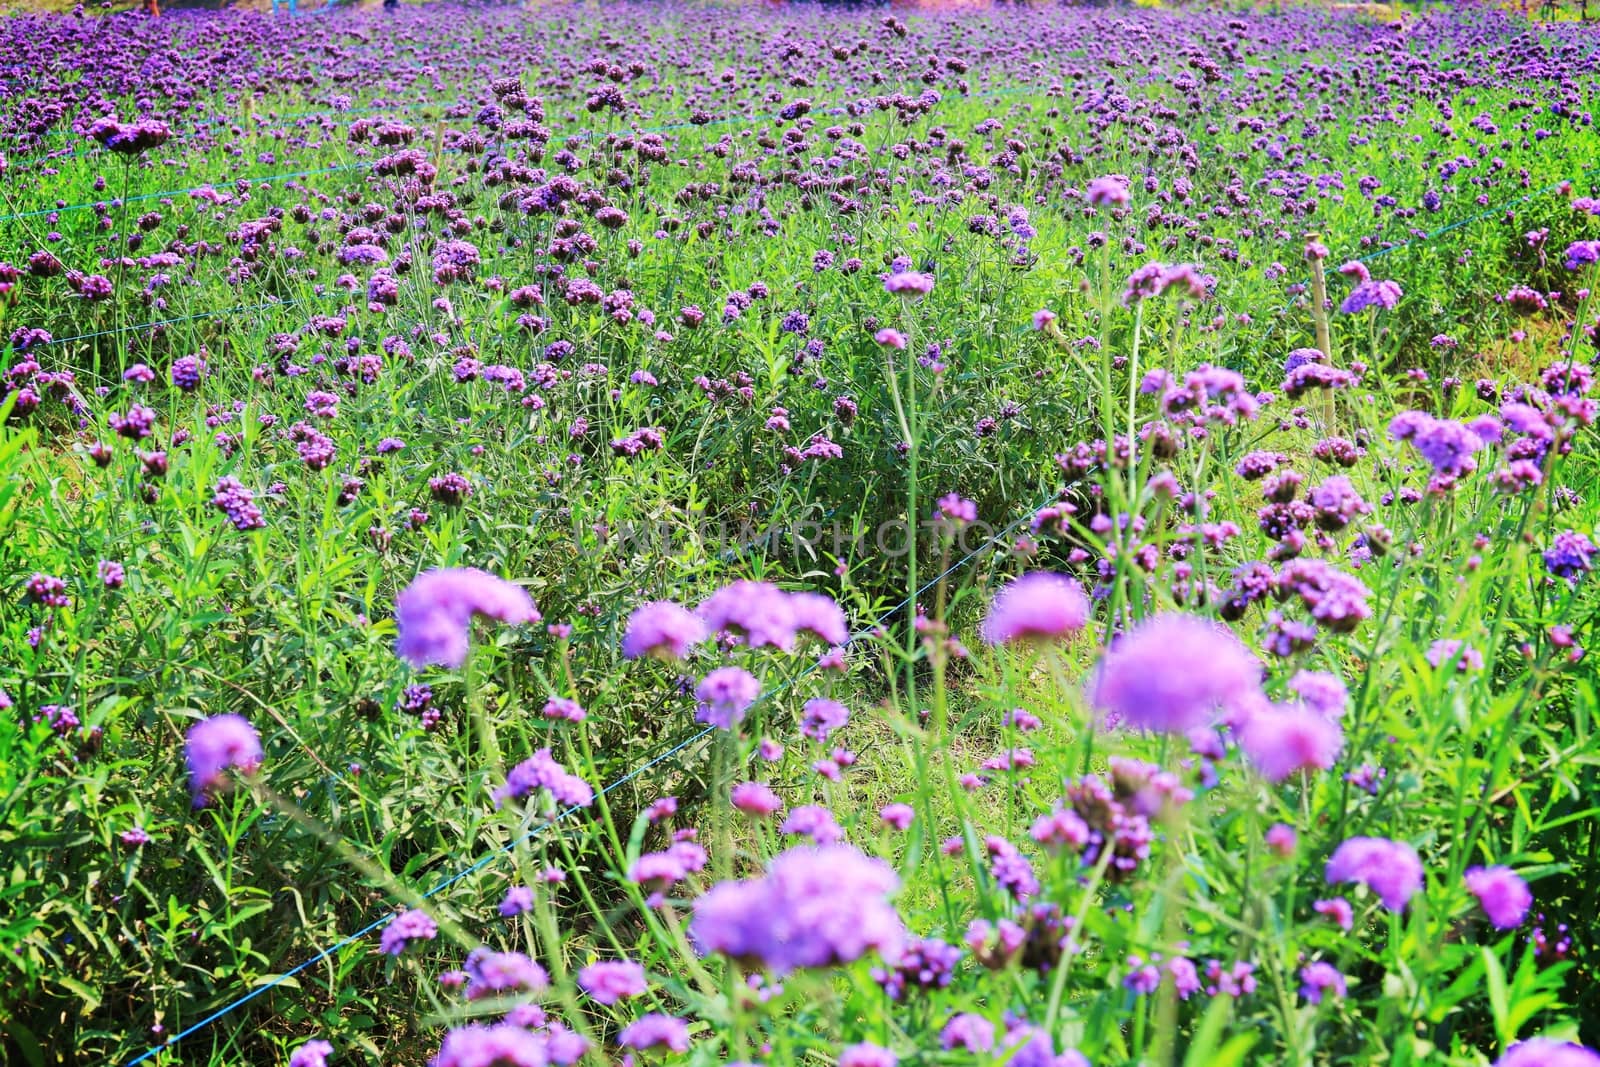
[[1, 4, 1598, 1066]]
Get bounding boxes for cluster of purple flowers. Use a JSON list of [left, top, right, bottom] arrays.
[[492, 748, 595, 811], [1336, 262, 1403, 313], [1032, 758, 1193, 882], [393, 568, 539, 669], [87, 116, 171, 154], [212, 477, 266, 532], [12, 10, 1600, 1066], [1089, 614, 1262, 733], [1544, 529, 1596, 580], [184, 714, 262, 806], [980, 571, 1091, 645], [1390, 410, 1485, 483], [576, 959, 647, 1005], [1325, 836, 1423, 911], [693, 667, 762, 730], [690, 845, 903, 974], [698, 580, 849, 650], [872, 936, 961, 1000], [379, 909, 438, 956]]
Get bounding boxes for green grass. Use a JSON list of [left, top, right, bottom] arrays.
[[2, 3, 1599, 1065]]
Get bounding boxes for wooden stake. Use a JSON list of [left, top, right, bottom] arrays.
[[1306, 232, 1336, 430]]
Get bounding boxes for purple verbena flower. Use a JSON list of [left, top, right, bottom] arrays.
[[1299, 962, 1348, 1005], [493, 748, 594, 810], [694, 666, 761, 730], [289, 1039, 334, 1067], [980, 572, 1091, 645], [577, 959, 648, 1005], [1496, 1040, 1600, 1067], [621, 600, 706, 660], [690, 844, 903, 974], [1465, 865, 1532, 929], [1544, 530, 1596, 580], [617, 1014, 690, 1054], [431, 1024, 546, 1067], [884, 271, 934, 299], [185, 714, 262, 806], [1089, 614, 1262, 732], [1237, 703, 1344, 782], [940, 1014, 996, 1054], [394, 568, 539, 669], [380, 909, 438, 956], [463, 947, 548, 1000], [1325, 836, 1423, 911]]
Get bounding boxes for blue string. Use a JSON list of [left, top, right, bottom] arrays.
[[36, 297, 328, 350], [118, 726, 713, 1067], [113, 499, 1039, 1067], [1354, 163, 1600, 266]]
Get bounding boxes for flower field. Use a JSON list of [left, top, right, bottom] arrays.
[[3, 2, 1600, 1065]]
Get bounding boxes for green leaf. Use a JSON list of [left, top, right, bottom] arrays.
[[1483, 946, 1510, 1050], [1209, 1033, 1259, 1067], [53, 974, 102, 1014], [6, 1022, 44, 1067], [1183, 991, 1235, 1067]]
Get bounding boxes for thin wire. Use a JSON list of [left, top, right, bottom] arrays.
[[118, 725, 711, 1067], [89, 82, 1600, 1067], [114, 496, 1038, 1067], [37, 297, 329, 349]]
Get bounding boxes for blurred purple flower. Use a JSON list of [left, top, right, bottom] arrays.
[[379, 909, 437, 955], [1089, 614, 1261, 733], [694, 666, 761, 730], [839, 1043, 897, 1067], [1325, 837, 1423, 911], [1237, 703, 1343, 782], [884, 271, 934, 299], [617, 1014, 690, 1053], [493, 748, 594, 810], [432, 1024, 546, 1067], [288, 1039, 333, 1067], [621, 600, 706, 660], [185, 714, 262, 806], [1495, 1040, 1600, 1067], [1299, 962, 1347, 1005], [981, 572, 1091, 646], [940, 1013, 995, 1053], [394, 568, 539, 669], [690, 844, 902, 973], [577, 959, 648, 1005], [1465, 865, 1532, 929], [731, 781, 783, 817]]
